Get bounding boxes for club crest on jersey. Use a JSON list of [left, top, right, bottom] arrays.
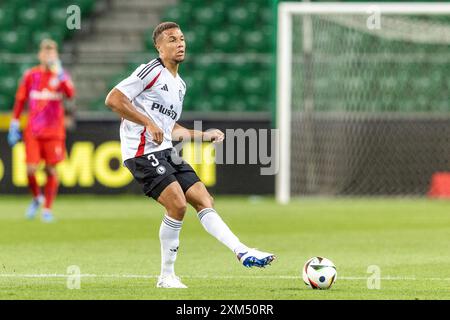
[[151, 102, 177, 120], [156, 165, 166, 175]]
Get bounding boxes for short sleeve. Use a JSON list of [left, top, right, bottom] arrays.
[[115, 60, 163, 101]]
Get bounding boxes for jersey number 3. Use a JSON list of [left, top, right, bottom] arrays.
[[147, 154, 160, 167]]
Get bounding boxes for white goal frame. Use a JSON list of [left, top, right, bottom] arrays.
[[276, 2, 450, 204]]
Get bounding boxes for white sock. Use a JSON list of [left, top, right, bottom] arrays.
[[159, 214, 182, 277], [197, 208, 248, 254]]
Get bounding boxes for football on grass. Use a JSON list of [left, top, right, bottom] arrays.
[[302, 257, 337, 290]]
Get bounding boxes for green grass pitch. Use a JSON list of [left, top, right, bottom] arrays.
[[0, 195, 449, 300]]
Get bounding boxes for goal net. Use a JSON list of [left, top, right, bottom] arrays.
[[276, 2, 450, 203]]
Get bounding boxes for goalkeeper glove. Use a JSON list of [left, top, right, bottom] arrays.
[[49, 59, 65, 81], [7, 119, 21, 147]]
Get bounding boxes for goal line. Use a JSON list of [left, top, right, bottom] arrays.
[[0, 273, 448, 281]]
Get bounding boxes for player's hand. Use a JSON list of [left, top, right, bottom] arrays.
[[203, 129, 225, 143], [48, 59, 65, 81], [146, 123, 164, 145], [7, 119, 21, 147]]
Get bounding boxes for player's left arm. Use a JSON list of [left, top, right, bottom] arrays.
[[50, 59, 75, 99], [59, 72, 76, 99], [56, 66, 77, 130], [172, 122, 224, 143]]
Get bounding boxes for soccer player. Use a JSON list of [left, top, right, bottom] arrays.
[[7, 39, 76, 222], [105, 22, 275, 288]]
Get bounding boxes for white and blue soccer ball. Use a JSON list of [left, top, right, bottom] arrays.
[[302, 257, 337, 290]]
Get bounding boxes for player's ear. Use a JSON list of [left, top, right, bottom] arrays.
[[154, 38, 162, 54]]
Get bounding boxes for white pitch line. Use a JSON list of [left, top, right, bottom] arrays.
[[0, 274, 448, 281]]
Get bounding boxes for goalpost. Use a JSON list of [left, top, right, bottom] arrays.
[[276, 2, 450, 203]]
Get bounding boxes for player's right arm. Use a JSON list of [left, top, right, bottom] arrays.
[[8, 71, 30, 146], [12, 71, 30, 120], [106, 62, 165, 145], [105, 88, 164, 145]]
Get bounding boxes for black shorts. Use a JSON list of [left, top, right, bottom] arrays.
[[124, 148, 201, 200]]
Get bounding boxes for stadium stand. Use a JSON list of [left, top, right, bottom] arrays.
[[142, 0, 275, 112], [65, 0, 175, 111], [0, 0, 448, 113]]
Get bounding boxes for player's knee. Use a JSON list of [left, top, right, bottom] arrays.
[[44, 165, 57, 176], [26, 166, 37, 176], [169, 197, 187, 220]]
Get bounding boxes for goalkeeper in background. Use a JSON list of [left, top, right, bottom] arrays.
[[7, 39, 76, 222]]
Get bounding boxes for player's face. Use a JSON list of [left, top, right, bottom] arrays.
[[38, 48, 59, 67], [157, 28, 185, 63]]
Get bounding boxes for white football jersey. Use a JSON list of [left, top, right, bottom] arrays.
[[115, 58, 186, 162]]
